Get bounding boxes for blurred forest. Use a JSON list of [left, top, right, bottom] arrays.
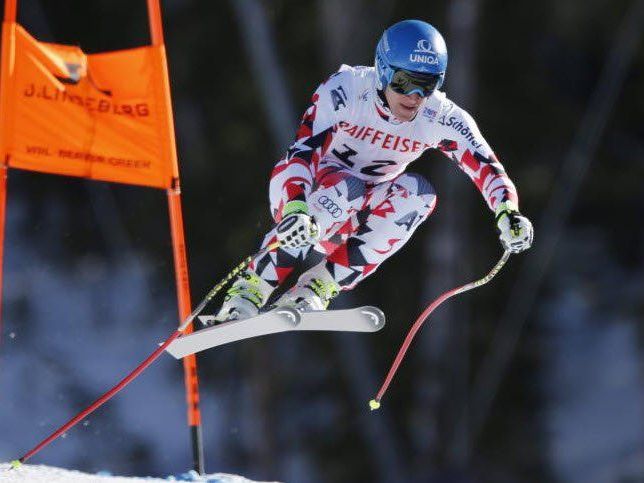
[[0, 1, 642, 482]]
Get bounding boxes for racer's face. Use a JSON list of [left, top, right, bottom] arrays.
[[384, 86, 423, 122]]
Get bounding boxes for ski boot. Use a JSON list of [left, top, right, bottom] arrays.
[[211, 270, 273, 324], [276, 265, 341, 313]]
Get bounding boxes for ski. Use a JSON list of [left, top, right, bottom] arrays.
[[165, 306, 386, 359]]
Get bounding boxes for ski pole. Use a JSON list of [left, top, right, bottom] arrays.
[[369, 249, 511, 411], [9, 241, 281, 469], [176, 241, 280, 331]]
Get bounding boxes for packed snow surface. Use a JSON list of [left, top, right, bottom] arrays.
[[0, 463, 280, 483]]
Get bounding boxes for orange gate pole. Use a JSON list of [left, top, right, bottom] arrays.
[[0, 163, 7, 342], [167, 184, 205, 474], [0, 0, 17, 341], [4, 0, 16, 24], [147, 0, 205, 474]]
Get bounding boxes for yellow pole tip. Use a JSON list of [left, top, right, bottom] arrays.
[[369, 399, 381, 411], [10, 460, 22, 470]]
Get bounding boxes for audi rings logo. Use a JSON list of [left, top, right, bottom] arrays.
[[317, 196, 343, 218]]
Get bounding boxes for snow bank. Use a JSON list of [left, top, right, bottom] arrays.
[[0, 463, 280, 483]]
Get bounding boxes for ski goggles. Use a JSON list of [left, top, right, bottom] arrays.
[[389, 69, 441, 97]]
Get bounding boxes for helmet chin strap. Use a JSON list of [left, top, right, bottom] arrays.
[[374, 86, 425, 123], [376, 88, 390, 109], [374, 87, 396, 122]]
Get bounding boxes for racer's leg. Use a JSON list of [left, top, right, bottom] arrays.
[[215, 161, 367, 321], [251, 160, 368, 288], [279, 172, 436, 310]]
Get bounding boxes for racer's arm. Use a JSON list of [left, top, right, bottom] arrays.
[[435, 107, 518, 213], [271, 74, 345, 218], [436, 107, 533, 252]]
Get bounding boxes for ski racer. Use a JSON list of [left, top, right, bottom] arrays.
[[213, 19, 533, 323]]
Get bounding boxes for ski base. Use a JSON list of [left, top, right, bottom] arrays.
[[165, 306, 385, 359]]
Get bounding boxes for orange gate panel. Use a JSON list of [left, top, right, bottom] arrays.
[[1, 24, 177, 188]]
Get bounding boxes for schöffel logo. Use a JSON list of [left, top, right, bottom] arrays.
[[317, 196, 343, 218], [438, 115, 483, 149]]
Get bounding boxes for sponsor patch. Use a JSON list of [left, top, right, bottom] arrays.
[[422, 107, 438, 122], [438, 115, 483, 149]]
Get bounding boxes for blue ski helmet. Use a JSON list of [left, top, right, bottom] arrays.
[[375, 20, 448, 95]]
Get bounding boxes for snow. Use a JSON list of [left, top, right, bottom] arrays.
[[0, 463, 281, 482]]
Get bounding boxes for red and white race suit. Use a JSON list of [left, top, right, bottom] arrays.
[[253, 64, 519, 289]]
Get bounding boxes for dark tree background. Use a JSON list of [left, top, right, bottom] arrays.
[[0, 1, 642, 482]]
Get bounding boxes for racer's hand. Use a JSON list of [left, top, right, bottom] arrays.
[[276, 201, 321, 248], [495, 202, 533, 254]]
